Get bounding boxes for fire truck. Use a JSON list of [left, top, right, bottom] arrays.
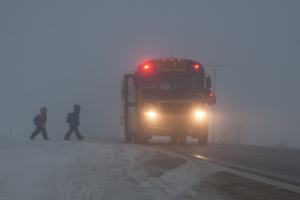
[[121, 58, 216, 145]]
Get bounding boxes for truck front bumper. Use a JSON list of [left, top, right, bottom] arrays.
[[141, 116, 208, 136]]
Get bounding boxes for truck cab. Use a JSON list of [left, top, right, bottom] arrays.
[[121, 58, 215, 145]]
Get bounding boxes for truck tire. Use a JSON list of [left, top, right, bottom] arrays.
[[193, 124, 208, 146], [179, 135, 187, 144], [125, 134, 132, 143], [170, 135, 178, 144], [141, 138, 149, 144], [134, 134, 142, 143], [197, 133, 208, 145], [137, 125, 150, 144], [135, 136, 149, 144], [133, 135, 139, 143]]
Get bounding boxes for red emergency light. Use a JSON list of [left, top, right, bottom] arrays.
[[186, 60, 204, 71], [206, 93, 216, 106], [144, 65, 149, 69]]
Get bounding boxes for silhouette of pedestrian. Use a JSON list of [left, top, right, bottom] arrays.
[[64, 104, 84, 141], [30, 107, 49, 140]]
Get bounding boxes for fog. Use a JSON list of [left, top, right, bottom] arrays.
[[1, 1, 299, 147]]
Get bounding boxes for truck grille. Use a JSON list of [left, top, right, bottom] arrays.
[[177, 103, 193, 115], [160, 102, 193, 116], [160, 103, 176, 116]]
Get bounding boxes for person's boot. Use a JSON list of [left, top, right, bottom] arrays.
[[79, 136, 85, 141], [44, 138, 50, 140]]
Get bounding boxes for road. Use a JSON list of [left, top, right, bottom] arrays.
[[147, 138, 300, 186]]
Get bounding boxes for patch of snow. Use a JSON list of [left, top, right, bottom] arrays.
[[0, 139, 299, 200]]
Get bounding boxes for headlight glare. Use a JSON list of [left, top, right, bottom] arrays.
[[145, 111, 157, 117], [195, 111, 206, 117]]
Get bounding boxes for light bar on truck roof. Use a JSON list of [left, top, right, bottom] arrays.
[[137, 58, 204, 72]]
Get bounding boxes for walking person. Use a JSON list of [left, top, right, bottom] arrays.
[[64, 104, 84, 141], [30, 107, 50, 140]]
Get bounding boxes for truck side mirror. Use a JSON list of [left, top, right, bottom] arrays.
[[203, 89, 211, 96], [206, 78, 211, 89], [133, 74, 139, 87]]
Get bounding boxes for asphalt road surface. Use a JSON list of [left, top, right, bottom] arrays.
[[147, 138, 300, 186]]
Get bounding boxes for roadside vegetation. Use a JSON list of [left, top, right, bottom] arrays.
[[215, 110, 251, 144]]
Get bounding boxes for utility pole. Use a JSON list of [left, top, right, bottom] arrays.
[[9, 125, 13, 139], [204, 64, 226, 143]]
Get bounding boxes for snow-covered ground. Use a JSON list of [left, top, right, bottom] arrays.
[[1, 139, 300, 200]]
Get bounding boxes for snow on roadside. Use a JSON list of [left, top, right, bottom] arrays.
[[1, 139, 300, 200], [0, 139, 203, 200]]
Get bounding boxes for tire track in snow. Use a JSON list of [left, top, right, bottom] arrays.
[[82, 188, 90, 200], [130, 145, 197, 199], [56, 142, 69, 200], [97, 150, 112, 200], [71, 144, 113, 200]]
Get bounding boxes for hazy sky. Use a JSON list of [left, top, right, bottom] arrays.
[[1, 0, 300, 147]]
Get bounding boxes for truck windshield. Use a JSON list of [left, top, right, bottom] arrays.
[[140, 72, 203, 92]]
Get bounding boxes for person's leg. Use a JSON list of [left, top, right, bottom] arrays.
[[74, 128, 83, 140], [41, 126, 49, 140], [64, 128, 73, 139], [30, 126, 41, 139]]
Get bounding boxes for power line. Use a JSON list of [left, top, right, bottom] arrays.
[[204, 64, 226, 143]]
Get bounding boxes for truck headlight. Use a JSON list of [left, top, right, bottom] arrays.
[[195, 111, 206, 118], [145, 112, 157, 117]]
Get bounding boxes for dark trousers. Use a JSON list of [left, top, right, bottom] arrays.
[[30, 125, 48, 139], [64, 127, 82, 140]]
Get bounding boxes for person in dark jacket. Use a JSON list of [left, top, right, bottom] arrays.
[[30, 107, 50, 140], [64, 104, 84, 141]]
